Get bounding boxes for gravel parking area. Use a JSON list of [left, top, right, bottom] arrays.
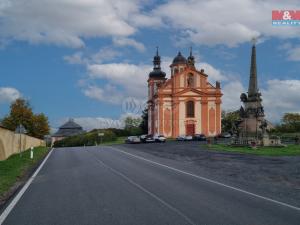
[[120, 141, 300, 207]]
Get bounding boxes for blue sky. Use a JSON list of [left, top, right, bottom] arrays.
[[0, 0, 300, 131]]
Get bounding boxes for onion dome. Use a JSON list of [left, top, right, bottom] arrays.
[[172, 51, 187, 65], [149, 47, 166, 78]]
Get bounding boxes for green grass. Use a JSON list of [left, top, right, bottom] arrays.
[[207, 144, 300, 156], [0, 146, 49, 198], [99, 136, 126, 145]]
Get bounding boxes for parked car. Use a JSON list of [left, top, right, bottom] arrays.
[[176, 135, 193, 141], [185, 135, 193, 141], [218, 133, 232, 138], [154, 134, 166, 143], [193, 134, 207, 141], [176, 135, 186, 141], [125, 136, 141, 144], [140, 134, 155, 143]]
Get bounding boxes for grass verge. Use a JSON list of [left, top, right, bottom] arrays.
[[0, 146, 49, 199], [207, 144, 300, 156], [99, 136, 126, 145]]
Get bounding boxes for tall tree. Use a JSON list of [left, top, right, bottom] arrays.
[[280, 113, 300, 132], [124, 116, 142, 129], [30, 113, 50, 139], [1, 98, 50, 139], [2, 98, 33, 131], [124, 116, 142, 135], [221, 110, 240, 133], [139, 108, 148, 134]]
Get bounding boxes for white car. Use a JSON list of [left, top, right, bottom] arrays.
[[125, 136, 141, 144], [185, 135, 193, 141], [154, 135, 166, 143], [176, 135, 193, 141]]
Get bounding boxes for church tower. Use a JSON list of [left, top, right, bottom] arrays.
[[148, 48, 166, 135]]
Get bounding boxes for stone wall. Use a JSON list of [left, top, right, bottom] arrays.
[[0, 126, 45, 161]]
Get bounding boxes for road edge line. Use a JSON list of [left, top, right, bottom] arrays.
[[0, 148, 54, 225], [110, 146, 300, 212]]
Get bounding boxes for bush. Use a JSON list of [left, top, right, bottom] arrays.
[[54, 129, 117, 147]]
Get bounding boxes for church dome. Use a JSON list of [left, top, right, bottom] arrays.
[[172, 52, 187, 65], [149, 70, 166, 78]]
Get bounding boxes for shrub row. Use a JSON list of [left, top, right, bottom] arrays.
[[53, 127, 143, 147], [53, 130, 116, 147]]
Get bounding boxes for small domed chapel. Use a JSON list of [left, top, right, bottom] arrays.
[[147, 49, 223, 138]]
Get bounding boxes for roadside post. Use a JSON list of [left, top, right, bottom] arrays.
[[98, 132, 104, 148], [15, 124, 27, 157], [30, 146, 34, 159]]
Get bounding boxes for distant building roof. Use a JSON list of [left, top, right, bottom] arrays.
[[52, 119, 84, 137]]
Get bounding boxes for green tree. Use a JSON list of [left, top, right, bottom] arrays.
[[1, 98, 50, 139], [30, 113, 50, 139], [139, 108, 148, 134], [2, 98, 33, 131], [221, 110, 240, 133], [124, 116, 142, 129], [279, 113, 300, 132], [124, 116, 142, 135]]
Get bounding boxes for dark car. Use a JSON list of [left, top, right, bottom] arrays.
[[193, 134, 206, 141]]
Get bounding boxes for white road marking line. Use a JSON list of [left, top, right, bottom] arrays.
[[90, 152, 196, 225], [0, 148, 55, 225], [109, 146, 300, 212]]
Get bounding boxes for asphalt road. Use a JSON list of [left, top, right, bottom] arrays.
[[1, 145, 300, 225]]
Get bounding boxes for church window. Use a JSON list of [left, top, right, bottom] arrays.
[[186, 101, 194, 117]]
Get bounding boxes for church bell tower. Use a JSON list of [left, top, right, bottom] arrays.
[[148, 48, 166, 135]]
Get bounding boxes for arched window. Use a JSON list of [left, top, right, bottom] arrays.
[[186, 101, 194, 117], [187, 73, 194, 87]]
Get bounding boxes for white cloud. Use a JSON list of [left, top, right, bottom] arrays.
[[91, 47, 121, 63], [113, 37, 146, 52], [62, 113, 143, 131], [155, 0, 300, 47], [83, 84, 123, 105], [221, 79, 300, 122], [64, 47, 121, 65], [87, 63, 151, 99], [198, 62, 228, 82], [0, 87, 21, 103], [64, 52, 86, 65], [287, 46, 300, 61], [0, 0, 155, 48], [221, 81, 245, 111], [74, 117, 124, 131], [262, 79, 300, 121]]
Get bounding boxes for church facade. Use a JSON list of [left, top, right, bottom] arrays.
[[147, 49, 222, 138]]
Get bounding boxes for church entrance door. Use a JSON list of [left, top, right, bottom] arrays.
[[186, 124, 195, 136]]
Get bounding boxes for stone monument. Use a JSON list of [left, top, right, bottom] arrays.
[[234, 39, 282, 147]]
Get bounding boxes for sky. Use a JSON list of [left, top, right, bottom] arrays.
[[0, 0, 300, 132]]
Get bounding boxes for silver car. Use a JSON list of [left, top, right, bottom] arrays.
[[125, 136, 141, 144]]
